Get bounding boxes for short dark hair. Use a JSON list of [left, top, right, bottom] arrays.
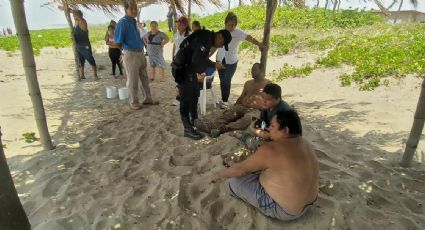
[[192, 20, 201, 28], [225, 12, 238, 25], [276, 110, 302, 136], [263, 83, 281, 100], [150, 21, 158, 26], [72, 9, 83, 17], [123, 0, 136, 9], [108, 25, 114, 30]]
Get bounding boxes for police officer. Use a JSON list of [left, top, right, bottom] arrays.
[[172, 29, 232, 140]]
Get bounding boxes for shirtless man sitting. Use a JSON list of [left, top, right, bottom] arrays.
[[195, 63, 270, 137], [212, 110, 319, 221]]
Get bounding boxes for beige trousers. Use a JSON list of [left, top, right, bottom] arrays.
[[123, 51, 152, 105]]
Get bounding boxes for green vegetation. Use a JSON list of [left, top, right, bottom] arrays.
[[1, 5, 423, 90], [2, 144, 6, 149], [273, 63, 314, 81], [0, 25, 107, 55], [22, 132, 37, 143]]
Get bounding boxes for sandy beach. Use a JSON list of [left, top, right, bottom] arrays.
[[1, 42, 424, 229]]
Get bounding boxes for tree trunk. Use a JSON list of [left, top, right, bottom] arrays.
[[315, 0, 320, 8], [10, 0, 54, 150], [332, 0, 338, 11], [337, 0, 341, 10], [170, 0, 178, 34], [394, 0, 403, 24], [239, 0, 243, 6], [0, 128, 31, 229], [260, 0, 278, 76], [62, 0, 80, 79], [228, 0, 231, 10], [324, 0, 329, 10], [137, 5, 142, 22], [188, 0, 192, 22], [400, 77, 425, 167]]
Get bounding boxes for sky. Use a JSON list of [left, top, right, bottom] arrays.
[[0, 0, 424, 30]]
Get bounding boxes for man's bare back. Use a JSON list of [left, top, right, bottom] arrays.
[[260, 137, 319, 215]]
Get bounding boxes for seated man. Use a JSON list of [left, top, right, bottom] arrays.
[[195, 63, 270, 137], [241, 83, 293, 150], [212, 110, 319, 221]]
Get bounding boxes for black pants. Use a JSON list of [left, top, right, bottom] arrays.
[[179, 73, 199, 124], [109, 47, 122, 75]]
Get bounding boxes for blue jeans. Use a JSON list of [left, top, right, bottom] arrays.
[[225, 172, 313, 221], [168, 18, 174, 32], [218, 62, 238, 102]]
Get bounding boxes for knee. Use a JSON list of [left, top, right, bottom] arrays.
[[224, 178, 238, 197]]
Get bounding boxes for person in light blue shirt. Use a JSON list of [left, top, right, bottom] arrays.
[[114, 0, 158, 110]]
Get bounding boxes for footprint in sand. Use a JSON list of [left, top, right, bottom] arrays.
[[42, 174, 66, 198]]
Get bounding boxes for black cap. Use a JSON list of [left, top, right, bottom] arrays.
[[218, 29, 232, 51]]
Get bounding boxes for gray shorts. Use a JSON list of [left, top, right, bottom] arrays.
[[224, 172, 315, 221]]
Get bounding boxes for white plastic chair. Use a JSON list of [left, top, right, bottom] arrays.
[[199, 72, 216, 116]]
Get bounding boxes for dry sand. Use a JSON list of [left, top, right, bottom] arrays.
[[1, 42, 424, 230]]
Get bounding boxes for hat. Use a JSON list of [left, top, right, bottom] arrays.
[[218, 29, 232, 51], [176, 16, 189, 27]]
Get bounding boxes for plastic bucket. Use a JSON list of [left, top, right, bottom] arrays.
[[118, 87, 129, 100], [106, 86, 118, 99]]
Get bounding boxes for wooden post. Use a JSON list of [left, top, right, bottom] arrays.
[[9, 0, 54, 150], [260, 0, 278, 76], [62, 0, 80, 80], [0, 128, 31, 229], [401, 77, 425, 167]]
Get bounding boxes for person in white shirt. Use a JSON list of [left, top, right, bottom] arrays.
[[138, 22, 148, 55], [216, 12, 265, 108], [171, 16, 191, 106]]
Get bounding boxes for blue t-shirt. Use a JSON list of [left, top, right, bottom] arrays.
[[261, 100, 293, 127], [114, 15, 144, 50]]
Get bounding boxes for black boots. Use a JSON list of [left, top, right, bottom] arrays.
[[182, 117, 204, 140]]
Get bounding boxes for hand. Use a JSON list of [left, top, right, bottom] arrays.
[[215, 62, 225, 70]]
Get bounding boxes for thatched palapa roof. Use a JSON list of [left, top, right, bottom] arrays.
[[55, 0, 223, 15]]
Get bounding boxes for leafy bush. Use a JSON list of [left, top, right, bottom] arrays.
[[274, 63, 314, 81], [317, 24, 425, 90], [0, 25, 107, 55], [22, 132, 37, 143]]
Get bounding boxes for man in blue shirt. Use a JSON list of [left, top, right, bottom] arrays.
[[115, 0, 158, 110]]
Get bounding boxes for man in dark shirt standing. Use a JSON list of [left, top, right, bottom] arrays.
[[172, 29, 232, 140]]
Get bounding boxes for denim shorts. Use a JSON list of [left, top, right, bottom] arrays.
[[224, 172, 315, 221], [76, 44, 96, 67]]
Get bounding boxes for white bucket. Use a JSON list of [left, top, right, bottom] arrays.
[[106, 86, 118, 99], [118, 87, 129, 100]]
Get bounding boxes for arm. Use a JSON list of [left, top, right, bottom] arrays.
[[235, 82, 248, 105], [79, 19, 88, 31], [114, 22, 124, 49], [246, 35, 265, 49], [214, 145, 271, 181], [143, 36, 148, 46], [104, 31, 110, 45], [161, 33, 170, 48], [249, 120, 271, 140]]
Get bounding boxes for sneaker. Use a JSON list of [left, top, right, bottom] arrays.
[[216, 100, 229, 109], [172, 99, 180, 106], [184, 128, 204, 140]]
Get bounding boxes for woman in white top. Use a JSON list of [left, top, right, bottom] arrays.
[[172, 16, 191, 106], [216, 12, 265, 108]]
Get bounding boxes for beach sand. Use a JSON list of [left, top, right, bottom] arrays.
[[1, 43, 424, 229]]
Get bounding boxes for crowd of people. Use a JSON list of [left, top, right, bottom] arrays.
[[72, 0, 319, 222]]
